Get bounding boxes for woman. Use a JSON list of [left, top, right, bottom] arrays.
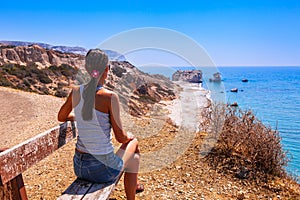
[[58, 49, 143, 200]]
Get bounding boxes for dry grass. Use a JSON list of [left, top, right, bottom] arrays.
[[206, 104, 289, 181]]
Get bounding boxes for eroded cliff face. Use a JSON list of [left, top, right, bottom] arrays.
[[106, 61, 179, 116], [0, 44, 179, 117], [0, 44, 84, 68]]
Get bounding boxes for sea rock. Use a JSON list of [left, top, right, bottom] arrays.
[[209, 72, 221, 82], [230, 102, 238, 107], [172, 70, 202, 83]]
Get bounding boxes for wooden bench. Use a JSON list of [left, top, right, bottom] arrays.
[[58, 175, 123, 200], [0, 121, 123, 200]]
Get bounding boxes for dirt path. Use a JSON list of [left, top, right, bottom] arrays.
[[0, 87, 65, 148]]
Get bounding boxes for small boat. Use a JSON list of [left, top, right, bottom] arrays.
[[230, 88, 238, 92], [242, 79, 248, 82], [230, 102, 238, 107]]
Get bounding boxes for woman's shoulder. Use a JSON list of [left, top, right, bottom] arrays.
[[95, 88, 119, 111], [96, 88, 118, 99], [103, 88, 118, 98], [103, 88, 115, 95]]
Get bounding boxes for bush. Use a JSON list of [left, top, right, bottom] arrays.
[[111, 65, 126, 78], [37, 73, 52, 84], [1, 63, 51, 83], [40, 85, 50, 95], [0, 45, 16, 49], [55, 88, 69, 97], [0, 73, 13, 86], [205, 104, 288, 180], [23, 78, 31, 87], [48, 64, 78, 78], [2, 63, 26, 78], [60, 64, 77, 77], [138, 95, 157, 103]]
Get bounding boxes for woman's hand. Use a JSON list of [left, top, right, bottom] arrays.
[[66, 113, 75, 121]]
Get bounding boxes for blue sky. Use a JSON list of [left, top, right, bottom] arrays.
[[1, 0, 300, 66]]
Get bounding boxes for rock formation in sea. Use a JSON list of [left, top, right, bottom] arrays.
[[172, 69, 202, 83], [209, 72, 221, 82]]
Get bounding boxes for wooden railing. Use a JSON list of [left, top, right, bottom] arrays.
[[0, 121, 77, 200]]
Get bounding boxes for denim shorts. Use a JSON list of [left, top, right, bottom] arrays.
[[73, 150, 124, 183]]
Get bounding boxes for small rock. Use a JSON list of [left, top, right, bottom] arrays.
[[237, 192, 245, 200]]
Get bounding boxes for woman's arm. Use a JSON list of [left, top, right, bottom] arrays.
[[58, 89, 75, 122], [109, 92, 134, 143]]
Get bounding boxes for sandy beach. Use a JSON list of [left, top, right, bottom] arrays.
[[164, 81, 210, 131], [0, 85, 299, 199]]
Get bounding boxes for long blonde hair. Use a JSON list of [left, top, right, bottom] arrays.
[[82, 49, 108, 120]]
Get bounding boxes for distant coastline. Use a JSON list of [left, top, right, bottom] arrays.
[[140, 65, 300, 178]]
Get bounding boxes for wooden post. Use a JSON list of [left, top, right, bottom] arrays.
[[0, 148, 28, 200]]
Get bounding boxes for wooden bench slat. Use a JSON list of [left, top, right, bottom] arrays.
[[58, 179, 115, 200], [59, 171, 124, 200], [0, 121, 77, 185], [57, 179, 93, 200], [82, 183, 115, 200]]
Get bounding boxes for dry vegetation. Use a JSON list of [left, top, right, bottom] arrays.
[[202, 103, 300, 198], [205, 104, 289, 180], [0, 63, 78, 97]]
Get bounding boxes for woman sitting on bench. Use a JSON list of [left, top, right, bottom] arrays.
[[58, 49, 143, 200]]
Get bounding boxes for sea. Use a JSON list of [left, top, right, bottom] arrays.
[[138, 66, 300, 178]]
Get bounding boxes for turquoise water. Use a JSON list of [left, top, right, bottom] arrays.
[[138, 66, 300, 177]]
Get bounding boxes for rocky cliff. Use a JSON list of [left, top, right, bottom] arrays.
[[106, 61, 178, 116], [0, 44, 179, 116], [0, 40, 87, 54], [0, 40, 127, 61], [0, 44, 85, 68]]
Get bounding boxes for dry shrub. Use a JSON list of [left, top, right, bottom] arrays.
[[206, 104, 288, 181]]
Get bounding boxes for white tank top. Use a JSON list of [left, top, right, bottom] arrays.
[[74, 85, 113, 155]]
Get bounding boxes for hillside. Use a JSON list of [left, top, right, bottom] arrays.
[[0, 44, 179, 117], [0, 43, 85, 68], [0, 40, 126, 60]]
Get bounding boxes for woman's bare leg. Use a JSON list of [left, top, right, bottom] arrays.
[[116, 138, 140, 200]]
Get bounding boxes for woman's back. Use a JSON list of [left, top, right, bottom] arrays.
[[58, 49, 142, 199], [74, 85, 113, 155]]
